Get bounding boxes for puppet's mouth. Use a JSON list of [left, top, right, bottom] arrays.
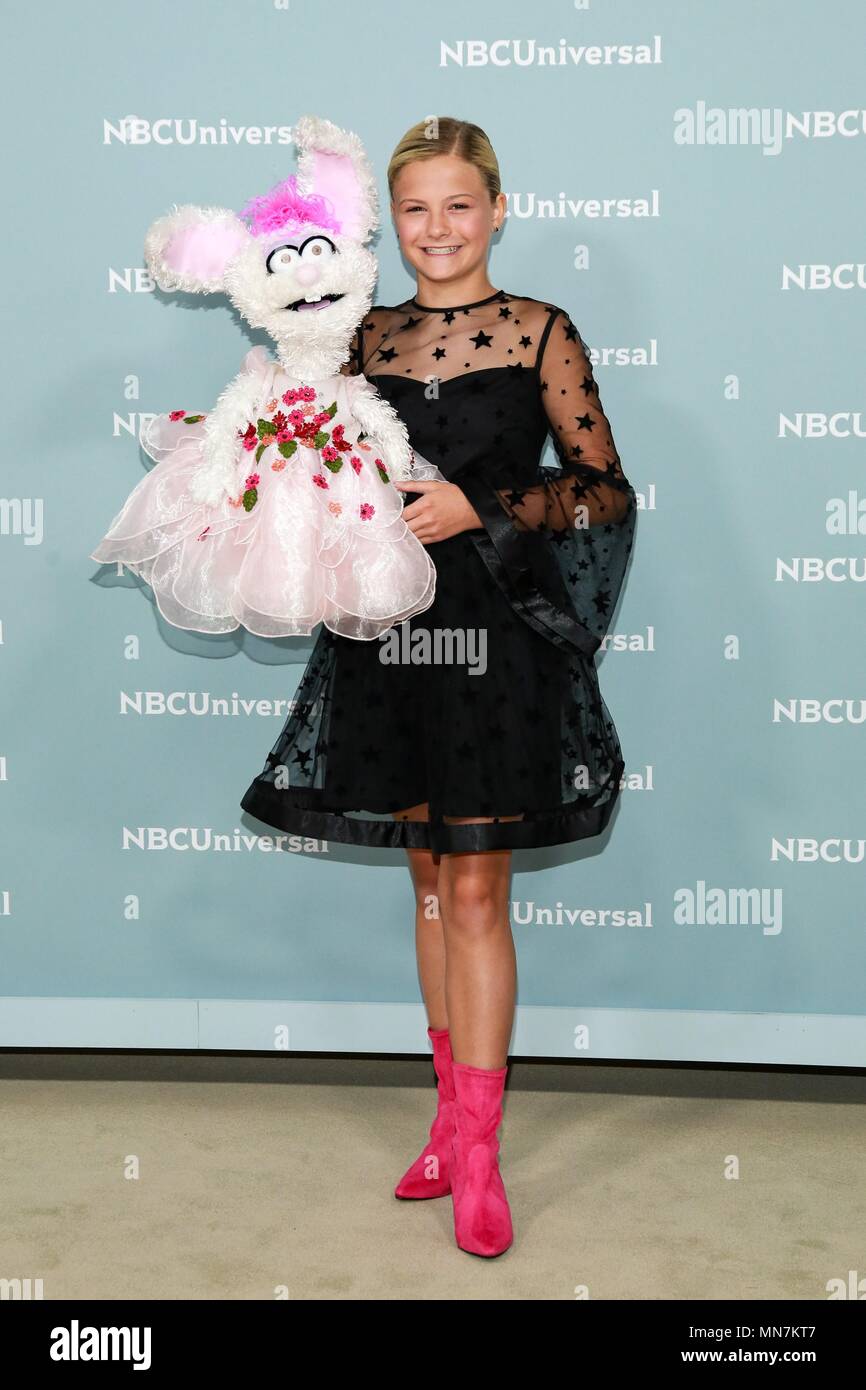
[[284, 292, 345, 313]]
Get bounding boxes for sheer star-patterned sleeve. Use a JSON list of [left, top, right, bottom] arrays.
[[338, 323, 362, 376], [459, 307, 637, 659]]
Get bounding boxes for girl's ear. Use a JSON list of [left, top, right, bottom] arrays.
[[144, 205, 251, 294], [293, 114, 379, 244]]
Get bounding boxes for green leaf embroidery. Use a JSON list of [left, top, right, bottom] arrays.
[[312, 430, 330, 449], [325, 401, 338, 419], [242, 486, 258, 512], [322, 457, 344, 474], [376, 462, 389, 483], [255, 442, 267, 464], [256, 418, 277, 439], [278, 439, 298, 459], [183, 414, 204, 424]]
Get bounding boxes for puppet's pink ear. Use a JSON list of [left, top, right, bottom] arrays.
[[144, 205, 250, 293], [293, 114, 379, 244]]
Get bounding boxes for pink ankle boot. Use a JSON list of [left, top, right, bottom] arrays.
[[394, 1026, 455, 1199], [450, 1060, 513, 1257]]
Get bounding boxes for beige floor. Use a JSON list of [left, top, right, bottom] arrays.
[[2, 1052, 864, 1300]]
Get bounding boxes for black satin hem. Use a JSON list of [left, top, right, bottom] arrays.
[[239, 765, 623, 855], [457, 471, 602, 660]]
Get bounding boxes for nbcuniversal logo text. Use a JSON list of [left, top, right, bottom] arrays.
[[438, 36, 662, 67], [779, 413, 866, 438], [122, 827, 327, 855], [783, 264, 866, 291], [104, 116, 294, 146], [773, 839, 865, 864], [116, 691, 297, 717], [773, 700, 866, 724], [776, 559, 866, 583]]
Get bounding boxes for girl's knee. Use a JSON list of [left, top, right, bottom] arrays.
[[438, 865, 510, 925]]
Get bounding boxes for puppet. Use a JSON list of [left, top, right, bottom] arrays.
[[90, 115, 443, 639]]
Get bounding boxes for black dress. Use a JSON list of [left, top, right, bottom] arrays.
[[240, 289, 637, 855]]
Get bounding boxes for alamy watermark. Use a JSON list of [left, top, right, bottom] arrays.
[[378, 619, 487, 676]]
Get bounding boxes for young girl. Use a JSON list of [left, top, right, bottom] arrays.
[[241, 117, 637, 1259]]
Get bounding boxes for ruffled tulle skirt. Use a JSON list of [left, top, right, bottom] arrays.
[[90, 412, 443, 639]]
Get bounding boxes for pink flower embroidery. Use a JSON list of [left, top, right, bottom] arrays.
[[330, 423, 353, 454], [271, 459, 287, 472], [282, 384, 317, 406], [328, 501, 343, 515], [350, 455, 362, 474], [276, 428, 292, 443], [169, 409, 186, 421], [312, 473, 329, 489], [360, 502, 374, 520], [245, 472, 260, 489], [321, 444, 339, 462], [265, 398, 278, 412]]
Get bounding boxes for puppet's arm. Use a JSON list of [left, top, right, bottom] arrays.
[[189, 362, 267, 506], [348, 378, 415, 482]]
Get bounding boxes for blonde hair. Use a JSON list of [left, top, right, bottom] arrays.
[[387, 116, 501, 205]]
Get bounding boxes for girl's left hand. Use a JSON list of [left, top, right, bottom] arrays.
[[392, 478, 482, 544]]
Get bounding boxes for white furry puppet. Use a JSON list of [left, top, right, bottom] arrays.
[[90, 114, 443, 639]]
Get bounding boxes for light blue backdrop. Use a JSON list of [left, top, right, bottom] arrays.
[[2, 0, 864, 1062]]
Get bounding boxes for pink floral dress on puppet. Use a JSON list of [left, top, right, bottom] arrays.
[[90, 344, 443, 639]]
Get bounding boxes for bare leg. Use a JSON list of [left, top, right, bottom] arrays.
[[393, 802, 446, 1031], [437, 815, 521, 1070], [392, 804, 522, 1067]]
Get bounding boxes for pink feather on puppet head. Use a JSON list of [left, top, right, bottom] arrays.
[[144, 116, 377, 295], [237, 175, 342, 239]]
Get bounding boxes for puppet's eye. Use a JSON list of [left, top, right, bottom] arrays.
[[300, 236, 336, 260], [266, 244, 300, 274]]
